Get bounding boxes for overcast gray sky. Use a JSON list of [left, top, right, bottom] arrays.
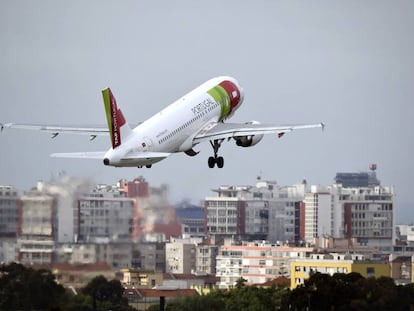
[[1, 1, 413, 222]]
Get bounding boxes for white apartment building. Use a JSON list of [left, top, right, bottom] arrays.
[[205, 180, 307, 244], [303, 186, 331, 246], [18, 189, 56, 264], [216, 240, 313, 289], [55, 241, 166, 270], [165, 238, 200, 274], [396, 224, 414, 245], [205, 187, 246, 237], [302, 182, 395, 251], [332, 184, 395, 250]]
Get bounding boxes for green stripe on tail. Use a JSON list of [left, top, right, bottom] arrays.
[[102, 88, 114, 147]]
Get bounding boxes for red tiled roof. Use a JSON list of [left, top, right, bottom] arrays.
[[162, 273, 219, 282], [136, 288, 198, 298]]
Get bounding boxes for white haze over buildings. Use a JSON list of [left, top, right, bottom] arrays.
[[1, 1, 413, 222], [35, 177, 95, 243]]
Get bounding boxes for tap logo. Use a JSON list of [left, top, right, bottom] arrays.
[[103, 88, 126, 149]]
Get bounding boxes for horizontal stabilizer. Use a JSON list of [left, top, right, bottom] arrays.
[[50, 151, 107, 159]]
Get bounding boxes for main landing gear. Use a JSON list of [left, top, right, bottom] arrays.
[[208, 139, 224, 168]]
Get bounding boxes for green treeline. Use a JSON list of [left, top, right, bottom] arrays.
[[0, 263, 134, 311], [164, 273, 414, 311], [2, 262, 414, 311]]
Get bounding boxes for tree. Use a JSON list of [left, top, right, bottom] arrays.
[[166, 278, 289, 311], [0, 263, 65, 310], [82, 275, 132, 311], [285, 272, 414, 311], [165, 289, 225, 311]]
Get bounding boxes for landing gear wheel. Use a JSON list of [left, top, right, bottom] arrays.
[[216, 156, 224, 168], [208, 157, 216, 168], [146, 164, 152, 168], [208, 139, 225, 168]]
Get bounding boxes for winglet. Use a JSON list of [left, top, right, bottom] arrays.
[[102, 88, 132, 149]]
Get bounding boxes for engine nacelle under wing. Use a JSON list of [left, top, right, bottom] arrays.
[[234, 121, 264, 147]]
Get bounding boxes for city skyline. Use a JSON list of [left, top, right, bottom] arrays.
[[0, 169, 408, 225], [1, 2, 413, 223]]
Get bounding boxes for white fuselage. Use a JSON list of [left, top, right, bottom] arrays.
[[104, 76, 244, 166]]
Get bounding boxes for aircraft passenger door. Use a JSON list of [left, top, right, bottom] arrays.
[[141, 137, 153, 151]]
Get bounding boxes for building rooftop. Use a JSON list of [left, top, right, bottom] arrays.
[[135, 288, 198, 298], [335, 170, 380, 188], [254, 276, 290, 287]]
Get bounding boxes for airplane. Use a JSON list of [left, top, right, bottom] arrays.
[[1, 76, 324, 168]]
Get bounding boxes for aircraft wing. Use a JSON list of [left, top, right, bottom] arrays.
[[1, 123, 109, 139], [193, 122, 324, 143]]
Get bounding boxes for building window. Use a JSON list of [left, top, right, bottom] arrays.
[[367, 267, 375, 278]]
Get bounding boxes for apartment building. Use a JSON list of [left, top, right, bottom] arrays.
[[120, 268, 163, 288], [0, 186, 20, 238], [396, 224, 414, 245], [165, 238, 199, 274], [55, 241, 166, 270], [175, 202, 205, 237], [74, 184, 136, 243], [216, 240, 313, 289], [0, 186, 20, 262], [303, 186, 331, 246], [267, 182, 307, 244], [205, 180, 306, 244], [332, 183, 395, 250], [18, 189, 57, 264], [205, 186, 247, 238], [132, 242, 165, 272], [389, 254, 412, 285], [301, 183, 395, 250], [291, 253, 390, 289], [196, 244, 218, 274]]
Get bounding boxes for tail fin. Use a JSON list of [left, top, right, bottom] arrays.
[[102, 88, 132, 149]]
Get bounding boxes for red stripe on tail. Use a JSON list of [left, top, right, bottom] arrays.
[[109, 90, 126, 148]]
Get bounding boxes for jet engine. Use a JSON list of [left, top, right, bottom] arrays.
[[234, 121, 264, 147]]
